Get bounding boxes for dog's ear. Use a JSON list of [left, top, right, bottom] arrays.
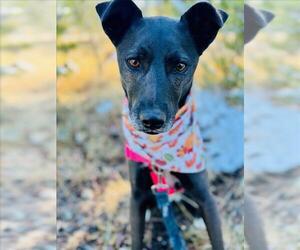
[[96, 0, 143, 46], [244, 4, 274, 44], [180, 2, 228, 55], [260, 10, 275, 24]]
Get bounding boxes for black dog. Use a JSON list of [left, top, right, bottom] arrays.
[[96, 1, 228, 249]]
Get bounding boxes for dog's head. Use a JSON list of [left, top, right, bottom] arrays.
[[96, 0, 228, 134]]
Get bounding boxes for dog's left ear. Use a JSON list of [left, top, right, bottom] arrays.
[[180, 2, 228, 55], [96, 0, 143, 46]]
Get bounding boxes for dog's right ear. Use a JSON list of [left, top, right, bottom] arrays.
[[96, 0, 143, 46]]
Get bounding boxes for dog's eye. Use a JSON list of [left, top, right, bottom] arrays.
[[127, 58, 140, 68], [175, 62, 187, 72]]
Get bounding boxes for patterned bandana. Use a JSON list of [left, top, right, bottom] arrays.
[[122, 94, 205, 173]]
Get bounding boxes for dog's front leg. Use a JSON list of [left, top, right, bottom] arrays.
[[173, 171, 224, 250], [128, 160, 154, 250], [130, 195, 146, 250], [199, 189, 224, 250]]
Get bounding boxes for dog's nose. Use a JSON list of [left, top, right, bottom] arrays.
[[140, 110, 166, 130]]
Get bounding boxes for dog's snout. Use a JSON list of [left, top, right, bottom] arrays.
[[140, 110, 166, 130]]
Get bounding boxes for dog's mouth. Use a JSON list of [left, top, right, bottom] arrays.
[[134, 123, 172, 135], [140, 128, 164, 135], [129, 113, 174, 135]]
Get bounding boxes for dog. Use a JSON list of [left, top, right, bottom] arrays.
[[96, 1, 228, 249]]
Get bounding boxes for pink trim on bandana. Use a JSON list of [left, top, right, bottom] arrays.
[[125, 143, 179, 194], [125, 143, 150, 164]]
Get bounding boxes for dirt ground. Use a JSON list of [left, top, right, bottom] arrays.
[[1, 82, 299, 249], [56, 90, 300, 250], [56, 95, 244, 250]]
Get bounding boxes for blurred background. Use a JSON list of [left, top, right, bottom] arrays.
[[0, 1, 56, 250], [1, 0, 299, 250], [245, 1, 300, 249], [57, 1, 244, 249]]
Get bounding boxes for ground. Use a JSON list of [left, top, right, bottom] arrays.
[[56, 93, 244, 250], [1, 75, 300, 249]]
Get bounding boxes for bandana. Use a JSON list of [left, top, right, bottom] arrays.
[[122, 94, 205, 173]]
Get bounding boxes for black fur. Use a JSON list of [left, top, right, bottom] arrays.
[[96, 1, 228, 249], [96, 0, 142, 46], [180, 2, 228, 54]]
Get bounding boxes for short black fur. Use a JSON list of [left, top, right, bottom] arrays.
[[96, 1, 228, 249], [96, 0, 143, 46]]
